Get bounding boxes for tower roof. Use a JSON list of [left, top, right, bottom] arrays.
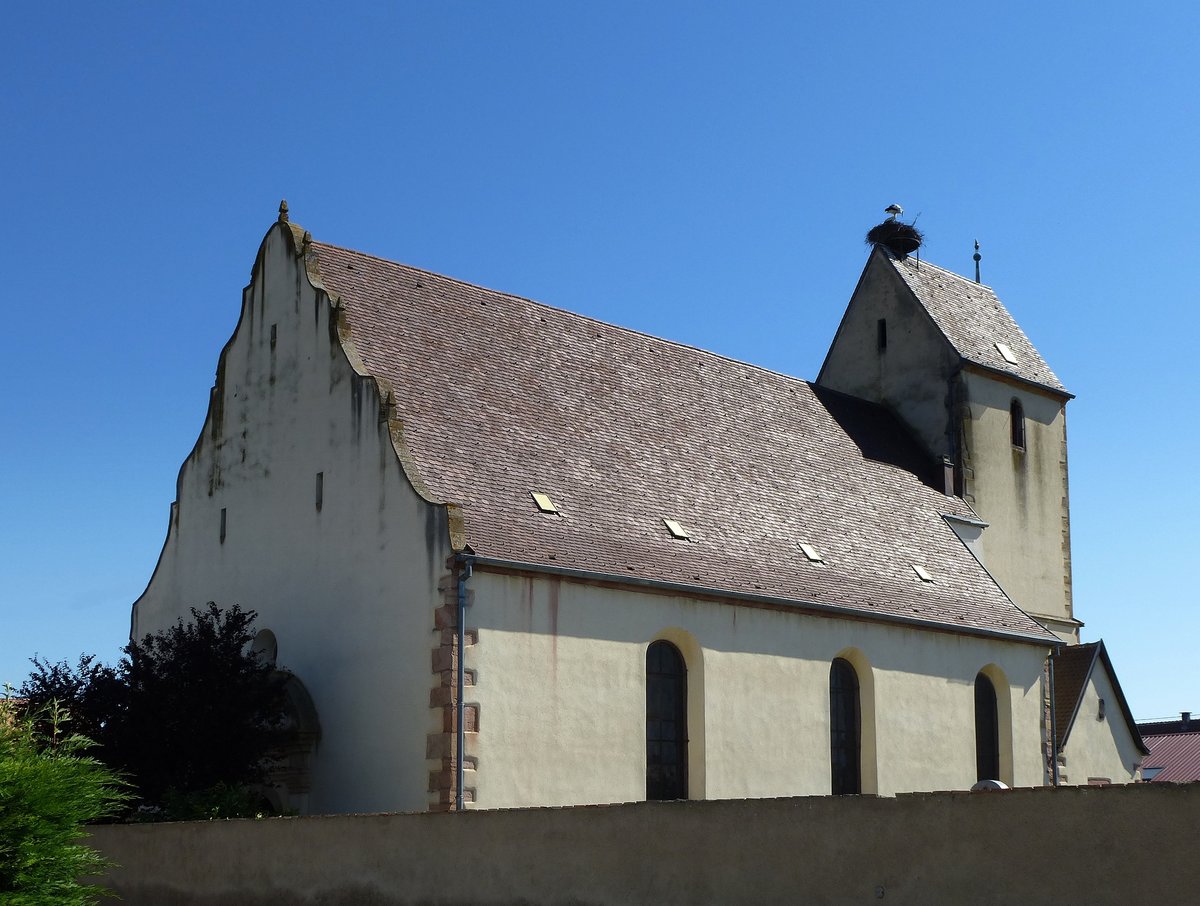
[[883, 249, 1070, 397]]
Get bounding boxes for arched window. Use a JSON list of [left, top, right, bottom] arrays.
[[646, 640, 688, 800], [830, 657, 861, 795], [1010, 398, 1025, 449], [975, 673, 1000, 782]]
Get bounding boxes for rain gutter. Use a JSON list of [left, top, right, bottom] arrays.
[[464, 555, 1058, 648]]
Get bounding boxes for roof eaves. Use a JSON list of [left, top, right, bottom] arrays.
[[468, 554, 1060, 647], [1095, 641, 1151, 756], [960, 360, 1076, 401]]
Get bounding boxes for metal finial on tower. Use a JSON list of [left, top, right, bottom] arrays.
[[973, 239, 982, 284], [278, 199, 289, 223]]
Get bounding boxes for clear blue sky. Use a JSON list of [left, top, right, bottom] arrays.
[[2, 3, 1195, 720]]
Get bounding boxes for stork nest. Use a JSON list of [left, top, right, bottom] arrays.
[[866, 220, 924, 258]]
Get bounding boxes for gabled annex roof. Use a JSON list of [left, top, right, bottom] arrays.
[[883, 249, 1070, 397], [1053, 641, 1148, 754], [309, 236, 1056, 644]]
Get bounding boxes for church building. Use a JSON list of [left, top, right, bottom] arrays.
[[131, 206, 1144, 814]]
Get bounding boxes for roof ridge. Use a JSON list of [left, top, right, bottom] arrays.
[[313, 240, 823, 391], [888, 251, 997, 292]]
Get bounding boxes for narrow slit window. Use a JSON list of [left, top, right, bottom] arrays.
[[877, 319, 887, 352], [220, 507, 227, 544], [531, 492, 559, 514], [315, 472, 324, 511], [270, 324, 278, 349], [1010, 398, 1025, 449]]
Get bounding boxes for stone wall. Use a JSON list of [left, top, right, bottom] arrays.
[[89, 783, 1199, 905]]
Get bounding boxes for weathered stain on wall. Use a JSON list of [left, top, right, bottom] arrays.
[[131, 222, 457, 814]]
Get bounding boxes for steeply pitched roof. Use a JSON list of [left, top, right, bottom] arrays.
[[309, 237, 1055, 643], [1052, 641, 1148, 754], [1139, 732, 1200, 782], [884, 250, 1069, 396]]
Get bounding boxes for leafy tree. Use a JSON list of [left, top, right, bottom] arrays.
[[18, 656, 124, 755], [120, 603, 285, 809], [0, 698, 129, 904], [21, 604, 286, 819]]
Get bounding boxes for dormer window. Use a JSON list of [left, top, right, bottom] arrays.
[[1010, 398, 1025, 450]]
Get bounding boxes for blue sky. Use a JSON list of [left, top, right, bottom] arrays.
[[1, 3, 1195, 720]]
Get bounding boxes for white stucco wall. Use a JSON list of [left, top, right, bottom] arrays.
[[818, 252, 960, 461], [1060, 666, 1143, 784], [466, 570, 1051, 808], [133, 224, 450, 815], [960, 372, 1074, 639]]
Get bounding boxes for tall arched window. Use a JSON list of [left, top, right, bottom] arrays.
[[646, 640, 688, 800], [830, 657, 861, 795], [975, 673, 1000, 782], [1010, 398, 1025, 449]]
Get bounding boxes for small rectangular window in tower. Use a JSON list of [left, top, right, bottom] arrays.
[[315, 472, 324, 512], [1010, 399, 1026, 450], [877, 319, 888, 352], [220, 507, 227, 544], [270, 324, 278, 349]]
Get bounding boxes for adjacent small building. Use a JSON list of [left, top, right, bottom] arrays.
[[1051, 641, 1148, 784], [1138, 712, 1200, 782], [131, 207, 1144, 814]]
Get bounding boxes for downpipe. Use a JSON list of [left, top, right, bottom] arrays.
[[455, 555, 474, 811], [1048, 646, 1061, 787]]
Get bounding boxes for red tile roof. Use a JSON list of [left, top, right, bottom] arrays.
[[1141, 733, 1200, 782], [886, 251, 1069, 396], [310, 237, 1057, 643]]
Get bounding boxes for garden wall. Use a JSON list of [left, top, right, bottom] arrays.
[[89, 783, 1199, 904]]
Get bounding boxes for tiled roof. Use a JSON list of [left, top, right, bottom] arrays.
[[885, 251, 1069, 396], [1052, 641, 1148, 754], [310, 238, 1056, 643], [1137, 715, 1198, 736], [1052, 643, 1100, 749], [1140, 733, 1200, 782]]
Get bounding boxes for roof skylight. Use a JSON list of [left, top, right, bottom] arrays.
[[799, 542, 824, 563], [531, 492, 559, 514], [912, 564, 934, 583], [994, 342, 1018, 365], [664, 518, 691, 540]]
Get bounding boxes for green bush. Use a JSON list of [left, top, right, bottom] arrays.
[[21, 604, 287, 821], [0, 699, 129, 904]]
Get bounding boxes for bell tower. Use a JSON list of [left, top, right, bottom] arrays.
[[818, 216, 1078, 642]]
